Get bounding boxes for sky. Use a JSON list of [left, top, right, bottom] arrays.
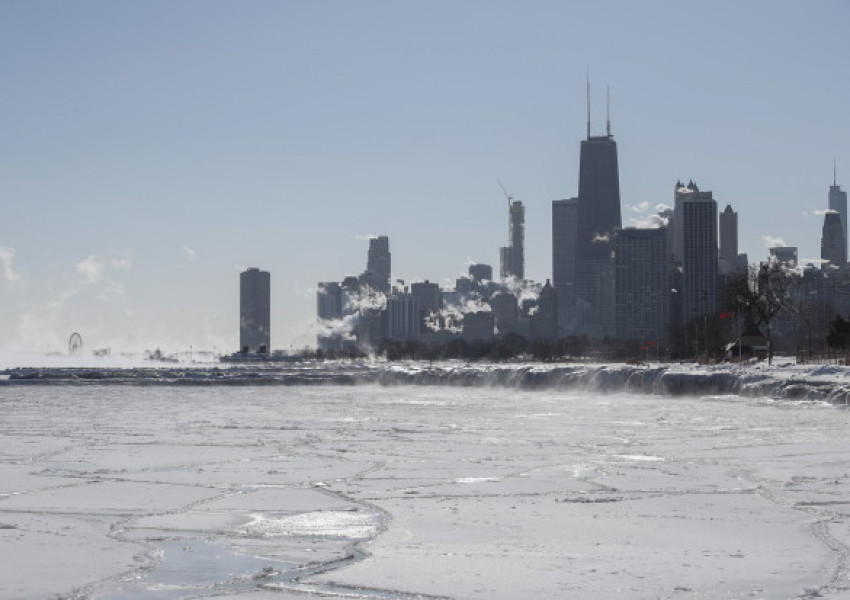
[[1, 0, 848, 354]]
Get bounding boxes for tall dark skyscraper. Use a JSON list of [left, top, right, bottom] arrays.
[[829, 167, 848, 259], [614, 228, 669, 341], [552, 197, 578, 330], [240, 267, 271, 354], [500, 200, 525, 280], [821, 211, 845, 269], [571, 86, 621, 335], [674, 183, 718, 322]]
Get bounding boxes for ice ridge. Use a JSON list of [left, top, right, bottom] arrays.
[[3, 362, 850, 403]]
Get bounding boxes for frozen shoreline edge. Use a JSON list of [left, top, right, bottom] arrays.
[[3, 361, 850, 404]]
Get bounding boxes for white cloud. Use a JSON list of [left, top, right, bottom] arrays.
[[355, 233, 378, 241], [655, 203, 672, 212], [762, 234, 786, 248], [0, 246, 20, 283], [814, 209, 838, 216], [111, 256, 132, 269], [182, 246, 197, 260], [630, 201, 650, 213], [75, 255, 105, 283], [628, 214, 668, 229]]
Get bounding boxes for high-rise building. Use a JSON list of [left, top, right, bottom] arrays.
[[552, 197, 579, 329], [316, 282, 344, 352], [387, 291, 420, 342], [489, 291, 518, 335], [362, 236, 391, 294], [500, 201, 525, 280], [317, 282, 343, 321], [829, 174, 848, 259], [240, 267, 270, 354], [614, 228, 669, 341], [532, 280, 558, 340], [769, 246, 798, 268], [468, 263, 493, 283], [675, 183, 718, 322], [821, 211, 846, 269], [718, 204, 739, 275], [572, 91, 621, 333]]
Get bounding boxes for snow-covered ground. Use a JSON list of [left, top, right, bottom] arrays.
[[1, 366, 850, 598]]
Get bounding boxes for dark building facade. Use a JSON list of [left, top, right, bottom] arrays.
[[240, 267, 271, 354], [552, 197, 578, 331], [821, 211, 846, 269], [675, 185, 718, 322], [572, 132, 621, 336], [614, 228, 669, 341], [500, 201, 525, 280], [363, 236, 391, 294]]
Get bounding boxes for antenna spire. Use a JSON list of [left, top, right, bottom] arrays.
[[586, 69, 591, 140], [835, 159, 838, 186], [606, 85, 611, 137]]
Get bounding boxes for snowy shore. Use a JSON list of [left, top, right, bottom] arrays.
[[3, 360, 850, 403]]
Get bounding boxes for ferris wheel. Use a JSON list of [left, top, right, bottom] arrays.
[[68, 332, 83, 356]]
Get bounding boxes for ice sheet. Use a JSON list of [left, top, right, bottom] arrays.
[[1, 382, 848, 599]]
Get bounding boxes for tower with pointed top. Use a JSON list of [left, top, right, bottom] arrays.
[[829, 165, 848, 260], [572, 79, 621, 335], [718, 204, 739, 275]]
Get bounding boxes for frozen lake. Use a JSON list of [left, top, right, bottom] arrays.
[[1, 381, 849, 599]]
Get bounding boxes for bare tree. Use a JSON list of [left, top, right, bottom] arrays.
[[729, 262, 798, 365]]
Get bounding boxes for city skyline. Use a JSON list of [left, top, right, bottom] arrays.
[[1, 1, 849, 353]]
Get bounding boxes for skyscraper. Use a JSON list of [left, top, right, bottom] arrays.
[[829, 170, 848, 259], [674, 183, 718, 322], [769, 246, 798, 268], [532, 280, 558, 340], [240, 267, 270, 354], [572, 87, 621, 332], [361, 236, 391, 294], [552, 197, 578, 329], [821, 211, 845, 269], [718, 204, 739, 275], [614, 228, 669, 341], [500, 200, 525, 280]]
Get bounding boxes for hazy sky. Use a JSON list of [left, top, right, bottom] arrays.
[[1, 1, 848, 353]]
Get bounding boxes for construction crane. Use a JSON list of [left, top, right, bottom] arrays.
[[498, 180, 513, 208]]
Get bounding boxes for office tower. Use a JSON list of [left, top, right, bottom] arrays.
[[718, 204, 739, 275], [769, 246, 798, 268], [821, 211, 846, 269], [240, 267, 270, 354], [410, 280, 442, 314], [829, 164, 847, 258], [468, 263, 493, 283], [552, 197, 579, 329], [500, 201, 525, 280], [614, 228, 669, 341], [489, 291, 518, 335], [316, 282, 343, 352], [572, 87, 620, 335], [410, 280, 442, 334], [675, 183, 718, 322], [532, 280, 558, 340], [387, 291, 420, 342], [317, 282, 343, 320], [362, 236, 391, 294]]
